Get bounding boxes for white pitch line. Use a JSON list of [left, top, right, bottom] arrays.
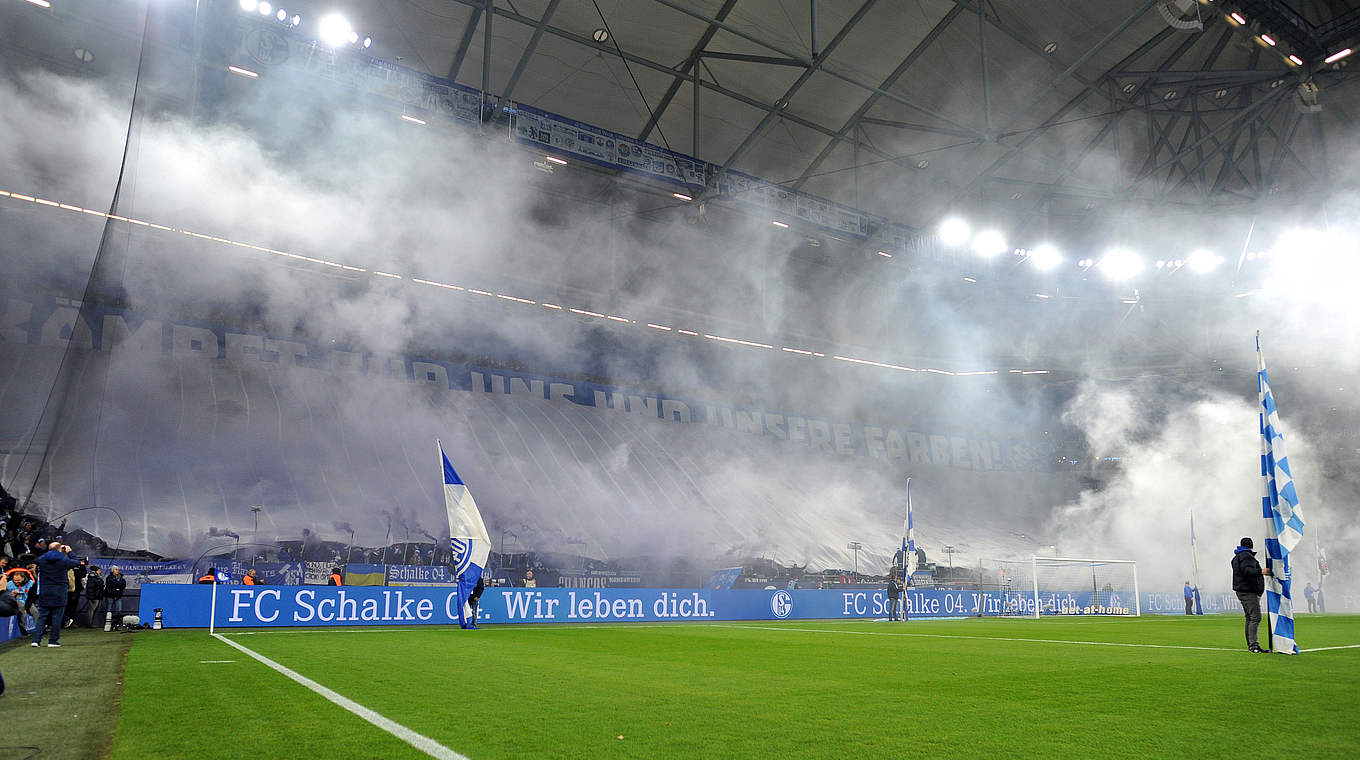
[[714, 624, 1245, 652], [199, 660, 236, 663], [220, 628, 428, 636], [1299, 643, 1360, 652], [212, 634, 467, 760]]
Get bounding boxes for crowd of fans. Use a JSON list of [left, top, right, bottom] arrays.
[[3, 492, 128, 634]]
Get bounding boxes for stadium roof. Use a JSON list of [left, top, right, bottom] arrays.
[[356, 0, 1360, 234]]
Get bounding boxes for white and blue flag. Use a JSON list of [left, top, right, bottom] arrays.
[[440, 439, 490, 629], [1189, 511, 1203, 615], [902, 477, 918, 585], [1257, 334, 1305, 654]]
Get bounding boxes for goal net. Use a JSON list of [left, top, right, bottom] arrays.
[[984, 557, 1140, 617]]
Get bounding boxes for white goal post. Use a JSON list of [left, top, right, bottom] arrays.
[[1029, 556, 1140, 618]]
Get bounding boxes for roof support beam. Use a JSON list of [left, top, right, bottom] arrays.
[[1167, 95, 1287, 198], [951, 25, 1179, 203], [698, 51, 804, 67], [994, 0, 1159, 134], [446, 4, 484, 83], [711, 0, 882, 183], [790, 4, 966, 190], [646, 0, 982, 136], [444, 0, 893, 164], [500, 0, 562, 102], [1145, 89, 1288, 197], [637, 0, 740, 143], [856, 117, 978, 139]]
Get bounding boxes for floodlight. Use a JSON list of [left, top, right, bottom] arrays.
[[1260, 34, 1276, 47], [1100, 248, 1142, 281], [240, 0, 258, 11], [348, 31, 360, 44], [1325, 48, 1353, 64], [363, 37, 373, 48], [1155, 260, 1165, 269], [1030, 244, 1062, 270], [1288, 55, 1303, 66], [291, 15, 301, 26], [1186, 249, 1220, 273], [258, 2, 272, 16], [971, 229, 1007, 258], [1229, 12, 1246, 25], [277, 9, 287, 22], [319, 14, 354, 47], [938, 217, 970, 247]]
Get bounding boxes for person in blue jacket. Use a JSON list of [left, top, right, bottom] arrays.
[[32, 541, 80, 647]]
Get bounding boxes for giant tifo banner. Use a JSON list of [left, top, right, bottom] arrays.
[[0, 296, 1051, 473], [139, 586, 1215, 628]]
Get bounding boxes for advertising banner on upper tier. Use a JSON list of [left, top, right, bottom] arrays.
[[139, 586, 1194, 629]]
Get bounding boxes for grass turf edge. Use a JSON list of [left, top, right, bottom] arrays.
[[0, 627, 133, 760]]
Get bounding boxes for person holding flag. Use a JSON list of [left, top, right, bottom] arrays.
[[440, 440, 490, 630], [900, 477, 919, 622], [1231, 537, 1270, 652], [1188, 511, 1204, 615]]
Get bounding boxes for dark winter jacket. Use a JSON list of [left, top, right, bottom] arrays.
[[105, 573, 127, 599], [86, 574, 106, 600], [35, 549, 80, 607], [1231, 546, 1265, 595]]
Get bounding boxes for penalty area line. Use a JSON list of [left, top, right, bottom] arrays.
[[211, 633, 468, 760], [714, 624, 1244, 652]]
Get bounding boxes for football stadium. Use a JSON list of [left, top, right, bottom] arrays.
[[2, 0, 1359, 757]]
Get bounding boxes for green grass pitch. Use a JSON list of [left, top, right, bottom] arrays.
[[110, 615, 1360, 759]]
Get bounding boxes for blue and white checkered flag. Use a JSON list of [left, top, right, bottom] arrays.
[[1257, 333, 1305, 654]]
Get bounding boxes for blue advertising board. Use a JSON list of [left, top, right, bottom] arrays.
[[140, 585, 1161, 629]]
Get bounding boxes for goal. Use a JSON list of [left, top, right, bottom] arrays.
[[986, 557, 1140, 617]]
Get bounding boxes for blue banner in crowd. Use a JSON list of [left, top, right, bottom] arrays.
[[92, 558, 193, 588], [141, 586, 1167, 629], [386, 564, 453, 585]]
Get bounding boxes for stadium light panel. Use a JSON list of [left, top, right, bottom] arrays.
[[278, 9, 288, 22], [363, 37, 373, 49], [400, 114, 426, 125], [240, 0, 258, 10], [971, 229, 1007, 258], [24, 0, 52, 7], [1288, 55, 1303, 66], [672, 192, 692, 201], [1259, 34, 1276, 46], [771, 220, 789, 228], [319, 14, 354, 47], [259, 2, 272, 16], [227, 65, 260, 78], [1325, 49, 1352, 64], [1030, 244, 1062, 270], [876, 251, 893, 258], [1099, 248, 1142, 281], [938, 217, 970, 247], [1186, 249, 1219, 273], [1229, 12, 1246, 25], [545, 156, 567, 165]]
